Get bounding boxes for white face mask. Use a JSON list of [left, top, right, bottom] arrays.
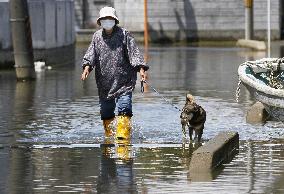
[[100, 19, 115, 30]]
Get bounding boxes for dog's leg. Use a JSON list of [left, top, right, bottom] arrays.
[[197, 133, 202, 142], [182, 124, 187, 138], [194, 130, 198, 141], [197, 124, 204, 142], [188, 126, 193, 141], [188, 142, 194, 157]]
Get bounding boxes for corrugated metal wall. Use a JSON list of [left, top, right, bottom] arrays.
[[0, 0, 75, 50]]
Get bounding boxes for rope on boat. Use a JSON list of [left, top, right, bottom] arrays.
[[236, 57, 284, 103], [240, 58, 284, 90], [266, 60, 284, 89], [235, 77, 242, 102]]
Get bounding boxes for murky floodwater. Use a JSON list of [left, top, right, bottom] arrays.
[[0, 44, 284, 193]]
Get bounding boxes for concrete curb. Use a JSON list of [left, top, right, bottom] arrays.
[[189, 131, 239, 173], [246, 101, 270, 124], [236, 39, 266, 50]]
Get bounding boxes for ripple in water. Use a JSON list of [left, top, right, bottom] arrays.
[[18, 91, 284, 144]]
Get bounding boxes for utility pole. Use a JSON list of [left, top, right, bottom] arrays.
[[244, 0, 254, 40], [10, 0, 35, 80], [144, 0, 149, 61], [267, 0, 271, 57], [143, 0, 149, 92]]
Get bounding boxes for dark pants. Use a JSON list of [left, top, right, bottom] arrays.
[[100, 93, 133, 120]]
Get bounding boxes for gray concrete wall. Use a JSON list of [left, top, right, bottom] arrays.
[[0, 0, 75, 68], [75, 0, 282, 41], [115, 0, 280, 41], [74, 0, 113, 29], [0, 1, 11, 50]]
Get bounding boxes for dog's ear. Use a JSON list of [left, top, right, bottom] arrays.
[[186, 94, 195, 104]]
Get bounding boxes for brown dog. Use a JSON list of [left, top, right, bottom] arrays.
[[180, 94, 206, 142]]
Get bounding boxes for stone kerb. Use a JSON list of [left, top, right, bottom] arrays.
[[189, 131, 239, 173]]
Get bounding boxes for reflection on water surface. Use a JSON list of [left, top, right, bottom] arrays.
[[0, 45, 283, 193], [0, 141, 283, 193]]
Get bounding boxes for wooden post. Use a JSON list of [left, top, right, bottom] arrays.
[[244, 0, 254, 40], [244, 0, 253, 7], [9, 0, 35, 80]]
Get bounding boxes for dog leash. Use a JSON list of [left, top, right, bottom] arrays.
[[141, 80, 181, 111]]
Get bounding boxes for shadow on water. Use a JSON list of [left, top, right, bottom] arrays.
[[1, 44, 284, 193]]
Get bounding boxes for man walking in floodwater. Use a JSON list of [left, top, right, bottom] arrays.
[[81, 6, 149, 141]]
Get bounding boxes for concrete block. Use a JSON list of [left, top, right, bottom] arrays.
[[236, 39, 266, 50], [189, 131, 239, 173], [15, 67, 36, 80], [188, 165, 224, 182], [246, 101, 269, 124]]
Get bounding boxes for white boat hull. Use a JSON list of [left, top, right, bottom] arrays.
[[238, 62, 284, 121]]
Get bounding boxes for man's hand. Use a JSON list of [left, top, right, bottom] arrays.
[[140, 67, 147, 81], [81, 66, 90, 80]]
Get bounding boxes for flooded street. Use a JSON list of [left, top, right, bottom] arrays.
[[0, 44, 284, 193]]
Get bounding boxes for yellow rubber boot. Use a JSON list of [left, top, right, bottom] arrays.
[[115, 115, 131, 140], [103, 117, 115, 138], [116, 141, 131, 161]]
